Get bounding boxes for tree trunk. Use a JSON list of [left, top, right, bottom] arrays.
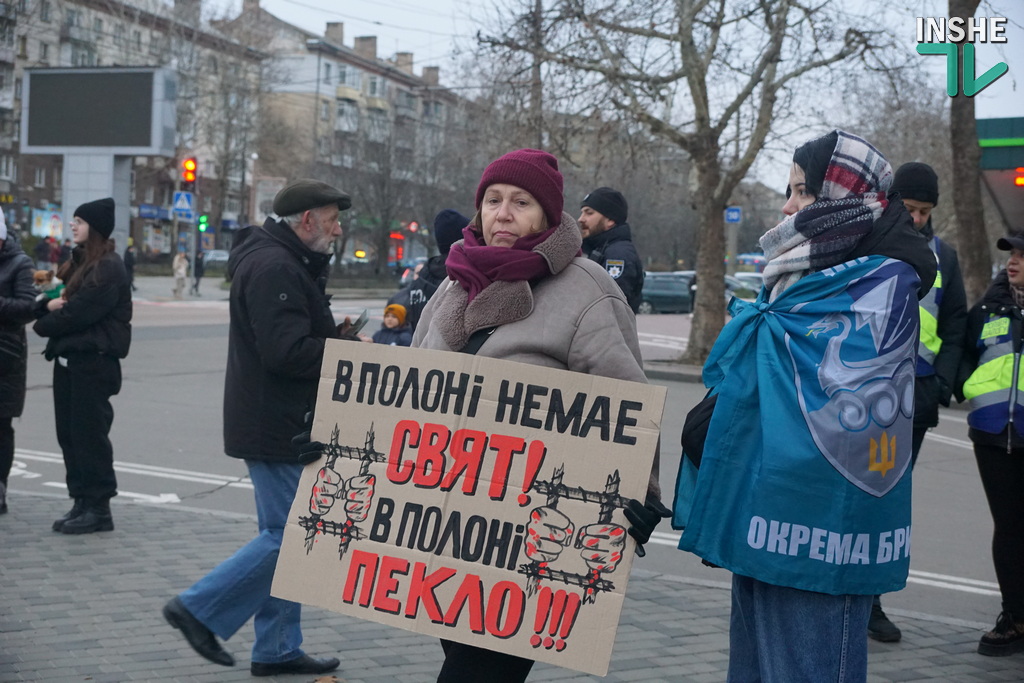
[[685, 152, 727, 364], [949, 0, 991, 304]]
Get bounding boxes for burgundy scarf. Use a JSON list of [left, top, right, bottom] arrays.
[[446, 224, 557, 302]]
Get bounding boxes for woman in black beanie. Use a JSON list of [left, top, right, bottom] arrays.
[[33, 197, 132, 534]]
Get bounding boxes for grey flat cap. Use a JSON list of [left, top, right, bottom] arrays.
[[273, 179, 352, 216]]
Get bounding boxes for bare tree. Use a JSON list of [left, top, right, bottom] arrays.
[[339, 109, 410, 276], [949, 0, 992, 304], [481, 0, 890, 361]]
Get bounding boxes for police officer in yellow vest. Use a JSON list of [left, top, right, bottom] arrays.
[[869, 162, 968, 643], [957, 234, 1024, 657]]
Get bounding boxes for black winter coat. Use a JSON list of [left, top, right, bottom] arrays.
[[847, 199, 936, 297], [913, 222, 968, 428], [388, 255, 446, 332], [33, 248, 132, 361], [0, 238, 37, 418], [582, 222, 644, 313], [223, 218, 338, 462]]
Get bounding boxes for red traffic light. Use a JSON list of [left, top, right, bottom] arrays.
[[182, 157, 197, 183]]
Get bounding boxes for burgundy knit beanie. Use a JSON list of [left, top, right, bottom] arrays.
[[475, 149, 564, 229]]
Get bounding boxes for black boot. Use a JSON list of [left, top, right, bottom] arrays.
[[52, 498, 85, 531], [61, 498, 114, 534], [868, 600, 902, 643]]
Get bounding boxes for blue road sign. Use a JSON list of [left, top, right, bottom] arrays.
[[725, 206, 742, 223], [173, 191, 194, 215]]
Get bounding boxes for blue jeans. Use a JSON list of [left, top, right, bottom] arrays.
[[179, 460, 304, 664], [728, 574, 872, 683]]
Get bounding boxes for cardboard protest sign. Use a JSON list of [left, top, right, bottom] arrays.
[[273, 341, 666, 676]]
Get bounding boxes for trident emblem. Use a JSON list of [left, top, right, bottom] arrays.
[[868, 431, 896, 477]]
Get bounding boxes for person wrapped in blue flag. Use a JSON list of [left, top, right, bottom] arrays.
[[673, 130, 936, 682]]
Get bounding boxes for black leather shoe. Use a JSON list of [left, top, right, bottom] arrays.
[[52, 499, 84, 531], [163, 597, 235, 667], [251, 654, 340, 677], [61, 507, 114, 534]]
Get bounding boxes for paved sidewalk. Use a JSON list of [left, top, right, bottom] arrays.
[[3, 494, 1022, 682]]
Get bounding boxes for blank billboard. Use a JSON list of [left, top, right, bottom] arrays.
[[21, 67, 176, 156]]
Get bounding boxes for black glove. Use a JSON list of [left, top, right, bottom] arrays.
[[293, 411, 326, 465], [623, 497, 672, 558]]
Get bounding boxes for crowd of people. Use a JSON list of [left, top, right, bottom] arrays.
[[1, 132, 1021, 681]]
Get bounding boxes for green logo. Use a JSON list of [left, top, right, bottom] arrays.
[[916, 42, 1008, 97]]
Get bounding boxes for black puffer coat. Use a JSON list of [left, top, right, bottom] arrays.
[[0, 237, 37, 418], [32, 247, 132, 360], [223, 218, 338, 462]]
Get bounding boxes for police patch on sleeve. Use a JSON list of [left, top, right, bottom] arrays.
[[605, 259, 625, 279]]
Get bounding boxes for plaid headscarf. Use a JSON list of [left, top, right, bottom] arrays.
[[760, 131, 892, 301]]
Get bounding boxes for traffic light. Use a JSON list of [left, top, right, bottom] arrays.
[[198, 214, 209, 232], [181, 157, 197, 187]]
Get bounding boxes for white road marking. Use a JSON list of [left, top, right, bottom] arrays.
[[41, 481, 181, 504], [646, 531, 999, 596], [925, 432, 972, 449], [16, 449, 253, 489], [16, 443, 997, 598], [638, 333, 688, 350]]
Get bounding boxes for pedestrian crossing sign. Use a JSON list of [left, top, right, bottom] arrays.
[[173, 191, 194, 214]]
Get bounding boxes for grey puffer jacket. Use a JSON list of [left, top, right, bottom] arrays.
[[413, 212, 661, 501], [0, 237, 36, 418]]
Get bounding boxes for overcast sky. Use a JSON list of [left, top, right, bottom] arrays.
[[223, 0, 1023, 179]]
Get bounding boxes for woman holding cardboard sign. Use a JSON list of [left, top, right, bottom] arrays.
[[412, 148, 668, 682]]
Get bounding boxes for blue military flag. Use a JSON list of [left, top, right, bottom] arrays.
[[675, 256, 919, 595]]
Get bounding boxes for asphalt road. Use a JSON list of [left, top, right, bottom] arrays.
[[8, 284, 1003, 633]]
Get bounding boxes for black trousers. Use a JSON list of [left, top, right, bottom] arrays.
[[53, 353, 121, 501], [910, 425, 927, 468], [0, 416, 12, 486], [973, 442, 1024, 617], [438, 640, 534, 683]]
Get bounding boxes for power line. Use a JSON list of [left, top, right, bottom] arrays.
[[264, 0, 478, 39]]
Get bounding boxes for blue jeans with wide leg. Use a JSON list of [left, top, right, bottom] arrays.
[[727, 574, 872, 683], [179, 460, 304, 664]]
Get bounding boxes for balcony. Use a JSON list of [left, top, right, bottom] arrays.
[[0, 46, 14, 65], [58, 24, 92, 44], [395, 102, 418, 120]]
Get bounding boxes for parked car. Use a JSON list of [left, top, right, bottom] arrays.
[[725, 275, 759, 301], [202, 249, 230, 272], [638, 271, 695, 314], [732, 272, 764, 290], [638, 271, 758, 314]]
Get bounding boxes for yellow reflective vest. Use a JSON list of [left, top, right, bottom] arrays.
[[963, 306, 1024, 440]]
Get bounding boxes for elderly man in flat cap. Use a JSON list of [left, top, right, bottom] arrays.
[[163, 179, 350, 677]]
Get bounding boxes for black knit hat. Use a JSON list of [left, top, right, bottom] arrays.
[[273, 179, 351, 217], [581, 187, 628, 225], [74, 197, 115, 239], [891, 162, 939, 206], [432, 209, 469, 255]]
